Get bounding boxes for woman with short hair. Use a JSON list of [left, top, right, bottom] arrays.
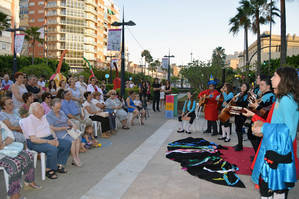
[[41, 92, 52, 115], [11, 72, 27, 111]]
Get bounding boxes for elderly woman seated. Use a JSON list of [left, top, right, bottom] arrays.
[[46, 98, 82, 167], [0, 97, 26, 144], [19, 92, 34, 118], [83, 91, 111, 138], [0, 122, 40, 199], [105, 90, 129, 129], [25, 102, 72, 179]]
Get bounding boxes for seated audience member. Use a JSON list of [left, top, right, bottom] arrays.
[[105, 90, 129, 129], [56, 88, 65, 99], [75, 75, 87, 97], [25, 75, 43, 102], [93, 92, 116, 132], [126, 91, 143, 125], [11, 72, 27, 111], [41, 92, 52, 115], [134, 94, 146, 119], [25, 102, 72, 179], [37, 75, 46, 89], [46, 99, 82, 167], [81, 124, 99, 149], [87, 77, 104, 101], [0, 97, 26, 144], [69, 78, 82, 106], [1, 74, 13, 91], [19, 92, 34, 118], [47, 80, 57, 96], [61, 90, 85, 127], [83, 92, 111, 138], [58, 80, 67, 91], [0, 124, 41, 199]]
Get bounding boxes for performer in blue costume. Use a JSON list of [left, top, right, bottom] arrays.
[[244, 67, 299, 199]]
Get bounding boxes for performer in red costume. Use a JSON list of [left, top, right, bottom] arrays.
[[198, 75, 220, 136], [112, 62, 121, 90]]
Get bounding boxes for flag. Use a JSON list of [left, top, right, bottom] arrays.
[[162, 58, 169, 69], [83, 57, 95, 79], [107, 9, 115, 15], [14, 34, 25, 54], [37, 27, 44, 39]]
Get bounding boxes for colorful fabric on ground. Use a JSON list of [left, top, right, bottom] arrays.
[[166, 137, 245, 188]]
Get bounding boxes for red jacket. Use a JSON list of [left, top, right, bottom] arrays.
[[198, 89, 220, 121]]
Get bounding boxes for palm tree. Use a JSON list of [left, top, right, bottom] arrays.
[[229, 0, 252, 67], [280, 0, 286, 65], [141, 50, 153, 75], [24, 26, 44, 65], [149, 59, 160, 77], [0, 12, 10, 34]]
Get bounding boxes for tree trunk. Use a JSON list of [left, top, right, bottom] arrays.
[[256, 10, 261, 75], [280, 0, 287, 65], [245, 27, 249, 67], [32, 40, 35, 65]]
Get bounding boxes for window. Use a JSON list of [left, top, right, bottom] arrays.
[[38, 18, 44, 22], [30, 19, 35, 23], [2, 43, 6, 50], [29, 10, 34, 14], [38, 10, 44, 14], [38, 1, 44, 5], [29, 2, 35, 6]]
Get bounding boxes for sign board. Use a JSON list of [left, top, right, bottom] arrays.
[[162, 57, 169, 69], [107, 29, 121, 51]]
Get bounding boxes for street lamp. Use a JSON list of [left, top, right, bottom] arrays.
[[6, 27, 25, 75], [111, 10, 135, 97], [164, 52, 175, 82]]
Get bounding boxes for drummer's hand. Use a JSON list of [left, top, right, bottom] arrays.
[[243, 108, 255, 117], [252, 121, 264, 137]]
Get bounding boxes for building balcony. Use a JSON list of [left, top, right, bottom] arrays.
[[85, 0, 97, 7], [84, 40, 97, 46], [85, 25, 97, 30], [85, 32, 97, 38], [85, 8, 97, 15], [60, 20, 86, 27], [86, 16, 97, 23]]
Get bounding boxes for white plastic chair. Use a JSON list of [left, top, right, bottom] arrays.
[[0, 166, 9, 191], [19, 119, 46, 181], [92, 121, 102, 137]]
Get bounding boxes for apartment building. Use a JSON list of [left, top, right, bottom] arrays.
[[0, 0, 20, 55], [20, 0, 119, 71]]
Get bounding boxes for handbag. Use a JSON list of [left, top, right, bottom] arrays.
[[66, 128, 83, 140]]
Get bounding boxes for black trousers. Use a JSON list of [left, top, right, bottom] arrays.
[[207, 120, 217, 133], [178, 112, 196, 124], [247, 122, 262, 153], [152, 95, 160, 111], [89, 115, 111, 132], [235, 115, 246, 147]]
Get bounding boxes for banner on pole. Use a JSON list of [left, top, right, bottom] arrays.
[[107, 29, 121, 51], [14, 34, 25, 54], [162, 58, 169, 69]]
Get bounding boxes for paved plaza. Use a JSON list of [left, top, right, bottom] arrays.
[[1, 110, 298, 199]]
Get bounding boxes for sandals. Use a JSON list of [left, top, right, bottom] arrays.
[[46, 170, 57, 179], [57, 165, 67, 174], [24, 182, 42, 190], [122, 126, 130, 130]]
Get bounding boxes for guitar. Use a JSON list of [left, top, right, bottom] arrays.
[[198, 94, 207, 107]]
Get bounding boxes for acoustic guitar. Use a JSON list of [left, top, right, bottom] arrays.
[[198, 94, 207, 106]]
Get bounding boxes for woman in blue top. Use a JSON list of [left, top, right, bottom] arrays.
[[126, 90, 144, 125], [177, 92, 196, 134], [244, 67, 299, 198], [232, 83, 249, 151], [217, 83, 234, 142]]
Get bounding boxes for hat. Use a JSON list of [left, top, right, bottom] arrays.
[[208, 74, 217, 85]]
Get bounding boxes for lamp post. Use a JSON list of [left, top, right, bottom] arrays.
[[6, 26, 25, 75], [164, 51, 175, 82], [106, 55, 117, 84], [111, 10, 135, 97]]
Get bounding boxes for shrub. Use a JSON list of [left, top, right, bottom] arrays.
[[19, 63, 54, 79]]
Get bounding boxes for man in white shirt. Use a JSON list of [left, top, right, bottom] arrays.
[[75, 75, 87, 96], [24, 102, 72, 179], [87, 77, 104, 101]]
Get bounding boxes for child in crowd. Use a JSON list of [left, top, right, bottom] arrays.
[[134, 95, 143, 112], [81, 125, 100, 150]]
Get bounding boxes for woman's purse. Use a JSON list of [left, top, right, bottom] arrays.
[[66, 128, 83, 140]]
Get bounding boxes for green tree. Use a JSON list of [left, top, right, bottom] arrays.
[[211, 46, 226, 84], [149, 59, 160, 77], [229, 1, 252, 67], [19, 63, 54, 79], [24, 26, 44, 65], [0, 12, 10, 34], [141, 50, 153, 75]]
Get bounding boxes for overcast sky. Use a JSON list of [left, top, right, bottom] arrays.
[[114, 0, 299, 65]]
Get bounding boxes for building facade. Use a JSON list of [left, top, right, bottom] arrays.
[[19, 0, 119, 72], [0, 0, 20, 56]]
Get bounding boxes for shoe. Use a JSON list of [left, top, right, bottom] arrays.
[[218, 137, 226, 140], [157, 110, 161, 112], [186, 131, 192, 134], [211, 133, 218, 136], [234, 146, 243, 151], [203, 130, 211, 134], [177, 130, 184, 133], [24, 182, 42, 190], [153, 109, 156, 112], [224, 138, 231, 142]]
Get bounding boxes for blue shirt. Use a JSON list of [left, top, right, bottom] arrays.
[[182, 100, 196, 113], [1, 79, 13, 89], [61, 99, 80, 117]]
